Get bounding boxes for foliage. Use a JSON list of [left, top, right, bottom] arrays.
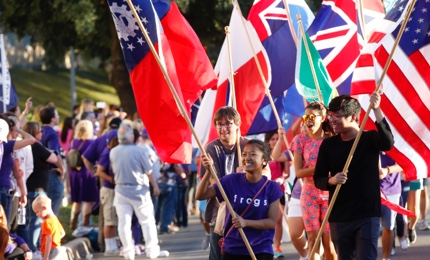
[[0, 0, 110, 67]]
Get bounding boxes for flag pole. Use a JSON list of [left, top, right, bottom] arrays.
[[232, 0, 291, 157], [309, 1, 417, 258], [224, 26, 243, 168], [225, 26, 237, 110], [297, 15, 324, 104], [282, 0, 298, 47], [124, 1, 256, 259], [357, 0, 367, 41]]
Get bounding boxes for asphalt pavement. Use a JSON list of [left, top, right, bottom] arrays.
[[90, 213, 430, 260]]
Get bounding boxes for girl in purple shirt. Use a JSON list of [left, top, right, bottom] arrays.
[[197, 140, 282, 260]]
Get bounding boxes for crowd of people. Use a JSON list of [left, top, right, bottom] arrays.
[[0, 93, 429, 260]]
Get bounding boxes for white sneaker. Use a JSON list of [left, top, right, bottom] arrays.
[[135, 245, 142, 255], [33, 251, 42, 260], [418, 220, 430, 230], [147, 250, 170, 259], [400, 237, 409, 250], [123, 250, 135, 260], [391, 248, 396, 256], [201, 235, 210, 250], [104, 249, 120, 256]]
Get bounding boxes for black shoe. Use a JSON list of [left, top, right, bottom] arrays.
[[408, 228, 417, 244]]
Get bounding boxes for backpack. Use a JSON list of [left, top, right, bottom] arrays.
[[67, 140, 85, 170]]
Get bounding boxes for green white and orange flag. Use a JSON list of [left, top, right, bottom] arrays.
[[295, 29, 335, 106]]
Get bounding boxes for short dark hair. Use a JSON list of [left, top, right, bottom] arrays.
[[328, 95, 361, 123], [39, 107, 56, 124], [213, 106, 241, 126]]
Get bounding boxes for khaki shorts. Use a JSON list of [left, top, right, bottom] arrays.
[[100, 187, 118, 226]]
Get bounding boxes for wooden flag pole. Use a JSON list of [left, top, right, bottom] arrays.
[[124, 1, 256, 258], [309, 1, 417, 258], [224, 26, 243, 173], [282, 0, 298, 47], [225, 26, 237, 110], [297, 15, 324, 104], [357, 0, 367, 41], [232, 0, 291, 156]]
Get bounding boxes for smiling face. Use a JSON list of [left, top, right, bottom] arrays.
[[215, 117, 239, 146], [242, 143, 265, 174], [328, 110, 353, 134]]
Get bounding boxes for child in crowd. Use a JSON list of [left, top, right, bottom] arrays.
[[32, 195, 65, 260]]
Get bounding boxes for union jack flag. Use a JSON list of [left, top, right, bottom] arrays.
[[351, 0, 430, 180], [307, 0, 384, 95], [247, 0, 314, 134]]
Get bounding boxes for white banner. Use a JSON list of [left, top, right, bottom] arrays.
[[0, 34, 11, 107]]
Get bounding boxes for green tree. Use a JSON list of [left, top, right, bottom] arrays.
[[0, 0, 323, 117]]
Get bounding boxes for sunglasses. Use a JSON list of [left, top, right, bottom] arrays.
[[302, 114, 321, 121]]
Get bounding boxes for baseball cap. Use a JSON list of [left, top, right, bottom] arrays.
[[109, 117, 122, 129], [0, 119, 9, 143]]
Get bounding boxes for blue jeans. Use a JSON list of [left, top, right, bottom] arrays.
[[176, 184, 188, 227], [210, 225, 222, 260], [26, 191, 47, 251], [155, 183, 177, 232], [330, 217, 379, 260], [0, 188, 14, 223], [48, 172, 64, 216]]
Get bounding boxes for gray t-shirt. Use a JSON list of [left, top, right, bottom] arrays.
[[110, 143, 153, 201]]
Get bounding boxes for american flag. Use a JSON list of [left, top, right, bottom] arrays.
[[351, 0, 430, 180], [307, 0, 384, 95]]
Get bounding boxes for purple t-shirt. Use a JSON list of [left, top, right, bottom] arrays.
[[41, 126, 61, 170], [98, 147, 115, 189], [0, 141, 16, 189], [380, 153, 401, 195], [214, 173, 282, 256], [82, 130, 117, 163], [291, 179, 302, 200]]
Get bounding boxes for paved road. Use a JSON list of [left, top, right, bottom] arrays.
[[91, 214, 430, 260]]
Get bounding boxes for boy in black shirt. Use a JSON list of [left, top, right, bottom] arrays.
[[314, 93, 394, 260]]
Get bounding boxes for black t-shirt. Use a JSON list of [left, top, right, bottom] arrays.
[[26, 142, 53, 192]]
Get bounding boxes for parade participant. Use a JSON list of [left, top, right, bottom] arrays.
[[379, 153, 403, 260], [199, 106, 247, 260], [314, 93, 394, 260], [197, 139, 282, 260], [290, 102, 336, 260], [264, 131, 290, 258]]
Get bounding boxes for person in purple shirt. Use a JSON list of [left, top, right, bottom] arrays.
[[197, 140, 283, 260], [82, 117, 120, 251], [39, 107, 65, 216], [379, 152, 405, 260], [82, 117, 121, 174], [69, 120, 98, 229], [0, 117, 35, 223], [96, 136, 120, 256]]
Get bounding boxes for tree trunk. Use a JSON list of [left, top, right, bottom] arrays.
[[108, 14, 137, 119]]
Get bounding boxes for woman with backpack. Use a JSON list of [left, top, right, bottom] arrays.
[[68, 119, 98, 229]]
